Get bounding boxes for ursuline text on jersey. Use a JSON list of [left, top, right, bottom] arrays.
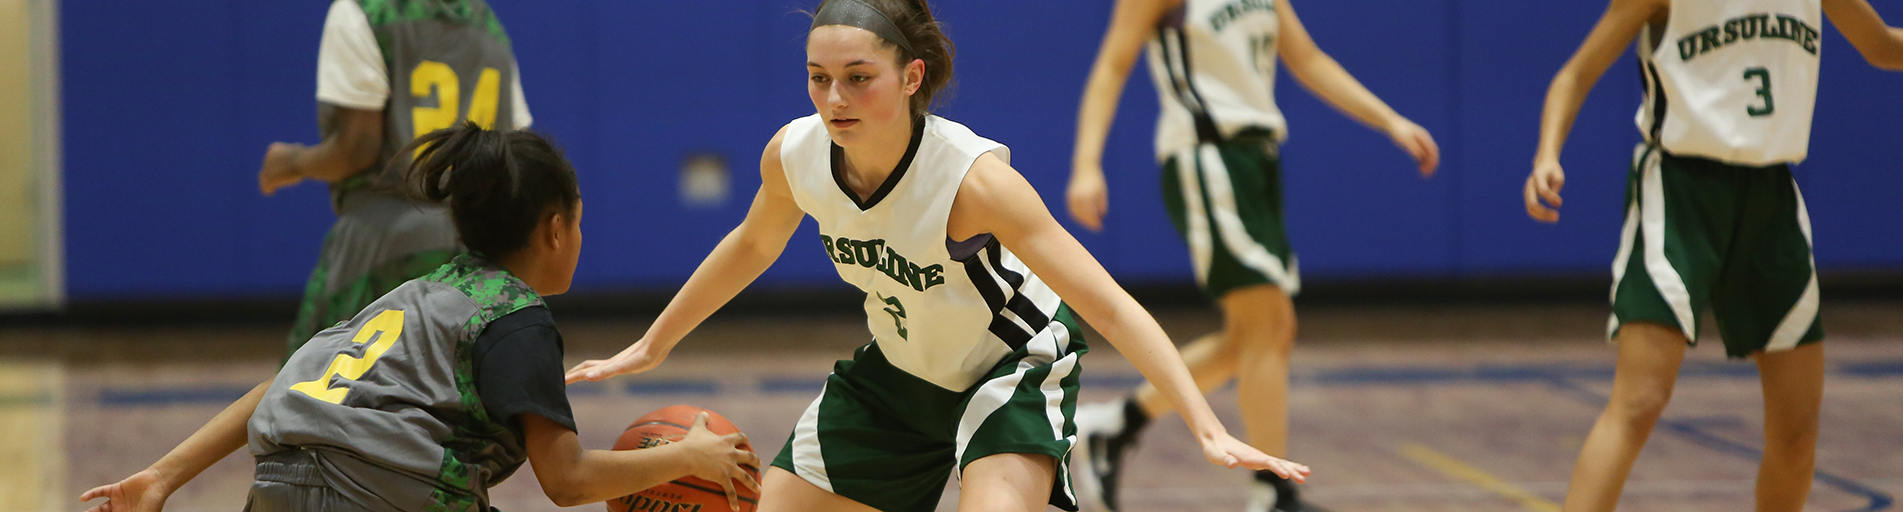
[[1209, 0, 1274, 32], [821, 235, 947, 292], [1678, 13, 1820, 62]]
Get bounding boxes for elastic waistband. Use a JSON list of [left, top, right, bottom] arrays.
[[255, 448, 327, 486], [1228, 127, 1278, 144]]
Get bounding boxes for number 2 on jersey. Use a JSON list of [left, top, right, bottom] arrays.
[[1744, 67, 1775, 117], [879, 293, 908, 341], [411, 60, 503, 153], [289, 309, 405, 404]]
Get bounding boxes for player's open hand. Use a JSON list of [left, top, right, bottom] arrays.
[[79, 468, 171, 512], [1200, 432, 1310, 483], [1386, 118, 1440, 178], [259, 142, 306, 196], [1066, 164, 1110, 232], [678, 412, 762, 512], [565, 339, 667, 384], [1525, 159, 1566, 223]]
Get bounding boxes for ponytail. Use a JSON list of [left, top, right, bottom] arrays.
[[397, 121, 580, 259]]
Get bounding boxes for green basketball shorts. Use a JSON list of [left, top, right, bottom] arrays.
[[770, 310, 1088, 512], [1608, 144, 1824, 358], [1161, 129, 1299, 299]]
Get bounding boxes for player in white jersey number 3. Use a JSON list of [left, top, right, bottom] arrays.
[[1526, 0, 1903, 510], [565, 1, 1309, 511]]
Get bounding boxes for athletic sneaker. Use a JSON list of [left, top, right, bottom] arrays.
[[1072, 399, 1147, 512], [1248, 471, 1328, 512]]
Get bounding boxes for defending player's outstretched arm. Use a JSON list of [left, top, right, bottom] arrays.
[[78, 379, 272, 512], [947, 152, 1311, 481], [565, 126, 807, 384]]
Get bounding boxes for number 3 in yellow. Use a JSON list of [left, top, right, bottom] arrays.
[[289, 310, 406, 404]]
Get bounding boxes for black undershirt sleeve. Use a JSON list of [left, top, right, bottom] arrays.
[[473, 306, 577, 434]]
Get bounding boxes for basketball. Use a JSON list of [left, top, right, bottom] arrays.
[[607, 405, 759, 512]]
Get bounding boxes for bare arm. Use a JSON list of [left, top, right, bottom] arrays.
[[1525, 0, 1663, 222], [523, 413, 759, 509], [80, 379, 272, 512], [1276, 0, 1439, 175], [1068, 0, 1181, 232], [1824, 0, 1903, 70], [566, 127, 807, 383], [949, 155, 1309, 479], [258, 104, 384, 195]]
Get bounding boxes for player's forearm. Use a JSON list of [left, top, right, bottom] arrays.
[[643, 228, 783, 351], [548, 446, 702, 507], [1072, 55, 1138, 172], [1094, 298, 1230, 438], [291, 131, 381, 183], [1824, 0, 1903, 70], [1534, 65, 1597, 165], [1286, 53, 1405, 134], [147, 379, 270, 492]]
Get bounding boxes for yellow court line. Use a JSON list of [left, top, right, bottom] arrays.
[[1399, 442, 1562, 512]]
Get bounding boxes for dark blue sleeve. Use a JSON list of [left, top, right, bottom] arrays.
[[473, 306, 576, 434]]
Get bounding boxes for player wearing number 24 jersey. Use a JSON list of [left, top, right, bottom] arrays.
[[1523, 0, 1903, 511], [258, 0, 534, 358]]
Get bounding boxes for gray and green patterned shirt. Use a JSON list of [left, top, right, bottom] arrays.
[[249, 254, 542, 511]]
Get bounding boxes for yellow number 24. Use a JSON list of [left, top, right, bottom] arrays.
[[289, 309, 406, 404], [411, 60, 503, 156]]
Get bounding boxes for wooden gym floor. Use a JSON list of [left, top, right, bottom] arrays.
[[2, 302, 1898, 512]]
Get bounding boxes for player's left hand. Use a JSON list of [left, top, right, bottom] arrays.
[[259, 142, 306, 196], [1199, 432, 1311, 483], [79, 468, 172, 512], [1386, 118, 1440, 178]]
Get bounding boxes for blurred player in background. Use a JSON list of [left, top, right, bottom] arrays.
[[1064, 0, 1439, 510], [1524, 0, 1903, 510], [258, 0, 533, 355]]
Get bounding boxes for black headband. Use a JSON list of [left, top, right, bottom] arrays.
[[811, 0, 914, 56]]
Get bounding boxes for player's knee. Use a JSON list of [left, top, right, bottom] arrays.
[[1762, 426, 1818, 462], [1608, 388, 1672, 426]]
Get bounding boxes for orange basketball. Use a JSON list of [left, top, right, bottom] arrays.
[[607, 405, 759, 512]]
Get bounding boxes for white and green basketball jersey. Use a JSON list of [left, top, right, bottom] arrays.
[[780, 114, 1070, 392], [1637, 0, 1821, 165], [1146, 0, 1286, 163]]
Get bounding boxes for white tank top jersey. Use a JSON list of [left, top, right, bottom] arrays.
[[1146, 0, 1287, 163], [780, 114, 1073, 392], [1637, 0, 1822, 165]]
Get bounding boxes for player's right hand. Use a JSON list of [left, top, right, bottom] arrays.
[[679, 412, 761, 512], [1066, 165, 1110, 232], [79, 468, 171, 512], [259, 142, 306, 196], [1525, 159, 1566, 223], [564, 339, 667, 384]]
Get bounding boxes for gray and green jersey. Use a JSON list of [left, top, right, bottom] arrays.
[[335, 0, 522, 202], [1636, 0, 1821, 165], [1146, 0, 1286, 163], [250, 255, 542, 512]]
